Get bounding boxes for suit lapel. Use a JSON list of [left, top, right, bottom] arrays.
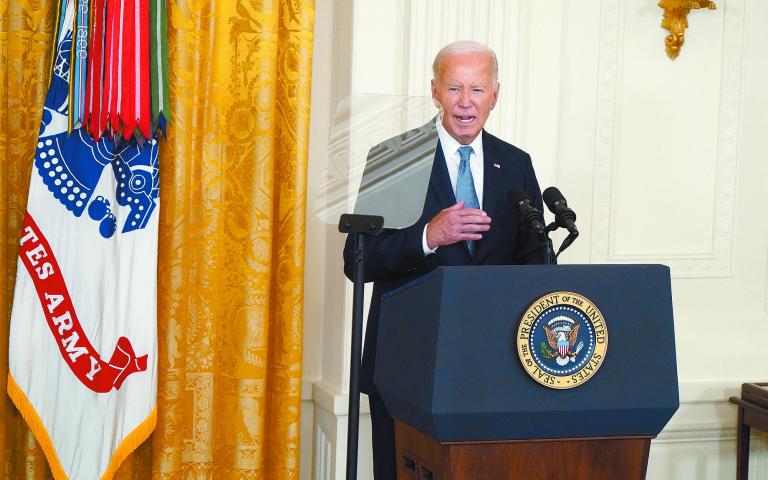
[[481, 131, 502, 220], [475, 131, 502, 261], [430, 140, 456, 209]]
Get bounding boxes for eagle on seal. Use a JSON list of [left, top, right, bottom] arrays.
[[544, 324, 581, 366]]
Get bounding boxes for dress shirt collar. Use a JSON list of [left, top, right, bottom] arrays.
[[434, 116, 484, 209]]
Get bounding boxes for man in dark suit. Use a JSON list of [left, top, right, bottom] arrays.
[[343, 41, 545, 479]]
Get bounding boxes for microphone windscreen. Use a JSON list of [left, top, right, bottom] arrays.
[[542, 186, 565, 211], [507, 188, 530, 211]]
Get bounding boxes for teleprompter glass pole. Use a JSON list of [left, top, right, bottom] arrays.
[[338, 214, 384, 480]]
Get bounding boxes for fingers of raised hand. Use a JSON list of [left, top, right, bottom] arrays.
[[454, 207, 487, 217], [449, 214, 491, 227], [447, 209, 490, 227], [445, 215, 490, 240]]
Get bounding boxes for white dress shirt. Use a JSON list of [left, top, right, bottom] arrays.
[[422, 118, 485, 254]]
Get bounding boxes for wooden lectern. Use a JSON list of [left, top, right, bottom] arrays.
[[375, 265, 679, 480]]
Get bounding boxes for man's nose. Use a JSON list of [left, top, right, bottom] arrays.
[[458, 89, 471, 107]]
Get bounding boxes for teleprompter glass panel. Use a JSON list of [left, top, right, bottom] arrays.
[[316, 95, 439, 229]]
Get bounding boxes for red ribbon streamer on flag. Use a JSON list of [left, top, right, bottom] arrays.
[[85, 0, 105, 140], [84, 0, 157, 141], [138, 0, 151, 139], [121, 0, 137, 137]]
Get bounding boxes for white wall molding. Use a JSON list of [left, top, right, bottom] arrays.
[[314, 425, 332, 480], [312, 381, 371, 417], [754, 433, 768, 479], [305, 381, 372, 480], [590, 0, 621, 266], [590, 0, 745, 278], [765, 241, 768, 313]]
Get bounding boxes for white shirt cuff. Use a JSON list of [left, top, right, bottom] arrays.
[[422, 224, 437, 255]]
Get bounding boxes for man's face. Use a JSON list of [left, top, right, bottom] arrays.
[[431, 51, 499, 145]]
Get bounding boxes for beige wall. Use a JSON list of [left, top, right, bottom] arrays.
[[302, 1, 768, 478]]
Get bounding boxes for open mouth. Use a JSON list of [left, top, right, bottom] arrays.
[[455, 115, 475, 124]]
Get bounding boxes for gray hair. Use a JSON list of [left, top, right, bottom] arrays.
[[432, 41, 499, 83]]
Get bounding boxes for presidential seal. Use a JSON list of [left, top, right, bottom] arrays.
[[516, 291, 608, 389]]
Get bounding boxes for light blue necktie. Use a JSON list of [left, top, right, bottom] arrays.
[[455, 145, 480, 253]]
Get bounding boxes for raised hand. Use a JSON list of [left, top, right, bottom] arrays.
[[426, 201, 491, 250]]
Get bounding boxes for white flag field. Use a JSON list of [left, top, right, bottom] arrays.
[[7, 1, 159, 478]]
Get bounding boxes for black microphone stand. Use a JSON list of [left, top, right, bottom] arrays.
[[545, 233, 556, 265], [546, 222, 578, 261], [337, 213, 384, 480], [533, 227, 556, 265]]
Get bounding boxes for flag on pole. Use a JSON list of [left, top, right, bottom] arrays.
[[6, 1, 161, 478]]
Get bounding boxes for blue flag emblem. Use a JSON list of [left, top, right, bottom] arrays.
[[35, 27, 159, 239]]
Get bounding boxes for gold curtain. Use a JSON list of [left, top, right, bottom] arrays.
[[1, 0, 314, 478]]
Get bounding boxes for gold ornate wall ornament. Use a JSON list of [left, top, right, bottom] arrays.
[[659, 0, 717, 60]]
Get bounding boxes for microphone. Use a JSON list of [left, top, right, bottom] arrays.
[[542, 187, 578, 236], [508, 188, 546, 238]]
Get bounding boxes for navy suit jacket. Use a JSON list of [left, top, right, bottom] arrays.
[[344, 124, 545, 395]]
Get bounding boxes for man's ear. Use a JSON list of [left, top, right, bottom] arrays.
[[431, 79, 437, 100], [491, 82, 500, 110]]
